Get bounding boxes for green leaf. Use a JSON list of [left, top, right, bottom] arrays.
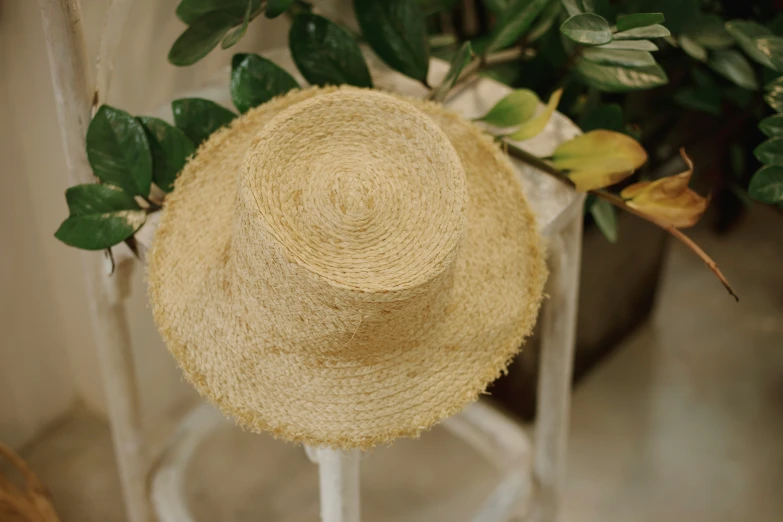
[[613, 24, 670, 40], [429, 34, 457, 48], [479, 89, 539, 127], [430, 42, 473, 102], [417, 0, 460, 15], [354, 0, 430, 84], [527, 0, 563, 42], [678, 35, 707, 61], [582, 0, 614, 20], [168, 11, 237, 66], [266, 0, 294, 18], [230, 54, 300, 113], [65, 183, 140, 215], [560, 13, 612, 46], [687, 15, 733, 50], [86, 105, 152, 197], [673, 87, 721, 116], [589, 198, 618, 242], [583, 193, 597, 214], [615, 0, 696, 34], [487, 0, 552, 53], [575, 61, 667, 92], [759, 114, 783, 137], [616, 13, 664, 32], [55, 212, 146, 251], [221, 0, 252, 49], [581, 48, 655, 67], [171, 98, 237, 145], [765, 89, 783, 112], [467, 35, 493, 57], [289, 13, 373, 87], [765, 76, 783, 91], [137, 117, 196, 193], [749, 166, 783, 203], [580, 103, 624, 132], [708, 50, 758, 91], [176, 0, 258, 24], [755, 37, 783, 72], [480, 62, 522, 85], [754, 137, 783, 166], [484, 0, 509, 15], [55, 184, 145, 250], [508, 88, 562, 140], [725, 20, 773, 68], [561, 0, 581, 17], [761, 68, 779, 90], [598, 39, 658, 51]]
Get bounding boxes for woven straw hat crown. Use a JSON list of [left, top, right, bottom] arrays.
[[232, 91, 468, 353], [149, 86, 546, 448]]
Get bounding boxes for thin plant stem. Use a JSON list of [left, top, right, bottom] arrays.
[[431, 48, 526, 101], [593, 190, 738, 301], [503, 142, 739, 301], [554, 46, 582, 89]]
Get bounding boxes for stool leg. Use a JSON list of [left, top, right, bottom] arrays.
[[308, 447, 361, 522], [533, 212, 583, 522]]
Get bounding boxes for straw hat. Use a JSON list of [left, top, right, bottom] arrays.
[[148, 86, 546, 449]]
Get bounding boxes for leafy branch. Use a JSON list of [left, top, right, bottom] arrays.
[[595, 190, 738, 302], [429, 50, 735, 297], [501, 142, 737, 301], [168, 0, 295, 66], [55, 101, 237, 253], [416, 0, 741, 300], [56, 0, 742, 302]]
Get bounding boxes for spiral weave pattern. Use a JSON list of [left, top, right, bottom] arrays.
[[231, 92, 467, 353], [148, 86, 546, 449], [242, 91, 466, 293]]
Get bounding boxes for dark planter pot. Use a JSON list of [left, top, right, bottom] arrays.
[[489, 212, 669, 420]]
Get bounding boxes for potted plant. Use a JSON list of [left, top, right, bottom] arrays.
[[54, 0, 776, 420]]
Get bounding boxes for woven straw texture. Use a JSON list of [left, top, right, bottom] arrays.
[[148, 87, 546, 449]]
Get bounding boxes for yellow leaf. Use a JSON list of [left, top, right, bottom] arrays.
[[620, 149, 708, 228], [507, 89, 563, 141], [552, 130, 648, 191], [569, 168, 637, 192]]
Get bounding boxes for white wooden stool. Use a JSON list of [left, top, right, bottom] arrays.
[[40, 1, 583, 521]]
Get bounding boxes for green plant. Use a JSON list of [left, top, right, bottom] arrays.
[[436, 1, 783, 224], [57, 0, 762, 300]]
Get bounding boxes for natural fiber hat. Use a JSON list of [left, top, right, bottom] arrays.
[[148, 86, 546, 449]]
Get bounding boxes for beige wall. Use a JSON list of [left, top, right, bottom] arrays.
[[0, 0, 288, 449]]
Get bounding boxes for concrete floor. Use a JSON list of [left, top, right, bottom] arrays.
[[563, 206, 783, 522], [11, 206, 783, 521]]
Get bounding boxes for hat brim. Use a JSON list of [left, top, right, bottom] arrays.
[[148, 86, 546, 449]]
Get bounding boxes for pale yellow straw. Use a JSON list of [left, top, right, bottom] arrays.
[[148, 87, 546, 449]]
